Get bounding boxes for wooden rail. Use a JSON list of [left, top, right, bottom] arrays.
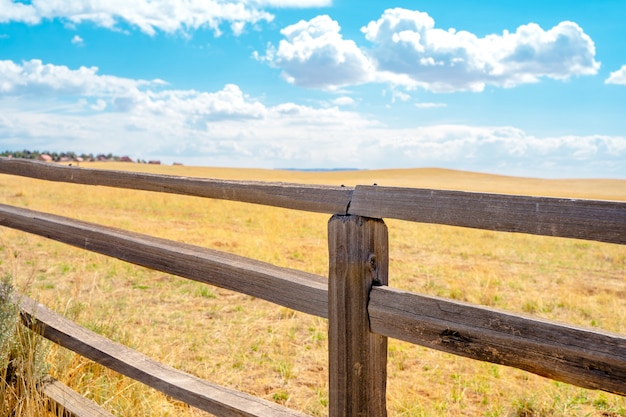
[[1, 158, 624, 243], [1, 158, 625, 416], [39, 377, 116, 417], [0, 157, 352, 215], [350, 185, 626, 244], [18, 295, 307, 417], [368, 287, 626, 394], [0, 204, 328, 319]]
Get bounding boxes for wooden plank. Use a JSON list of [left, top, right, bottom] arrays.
[[0, 157, 352, 215], [0, 204, 328, 319], [349, 185, 626, 244], [328, 215, 388, 417], [4, 159, 625, 245], [40, 376, 115, 417], [368, 286, 626, 396], [18, 296, 310, 417]]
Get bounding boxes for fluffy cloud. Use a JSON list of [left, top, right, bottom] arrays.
[[0, 58, 377, 165], [264, 8, 600, 92], [0, 0, 39, 24], [331, 96, 355, 106], [605, 65, 626, 85], [0, 0, 276, 36], [0, 93, 376, 168], [260, 15, 374, 90], [371, 126, 626, 165], [0, 59, 161, 98], [1, 58, 623, 177], [329, 125, 625, 179], [0, 59, 271, 123], [363, 9, 599, 92]]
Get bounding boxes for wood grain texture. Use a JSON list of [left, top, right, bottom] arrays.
[[328, 215, 388, 417], [40, 377, 115, 417], [368, 286, 626, 395], [0, 157, 352, 215], [349, 185, 626, 244], [0, 204, 328, 318], [18, 296, 309, 417]]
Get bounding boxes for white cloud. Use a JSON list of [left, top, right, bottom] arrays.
[[0, 59, 162, 97], [71, 35, 84, 45], [264, 8, 600, 92], [0, 58, 623, 177], [140, 84, 269, 124], [90, 99, 107, 111], [331, 96, 354, 106], [365, 125, 626, 177], [261, 15, 374, 90], [387, 89, 410, 102], [363, 8, 600, 92], [0, 93, 377, 168], [605, 65, 626, 85], [0, 0, 39, 24], [414, 102, 446, 108], [0, 0, 276, 36], [0, 59, 269, 122], [0, 58, 375, 164]]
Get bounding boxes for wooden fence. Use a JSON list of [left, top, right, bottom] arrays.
[[1, 157, 625, 416]]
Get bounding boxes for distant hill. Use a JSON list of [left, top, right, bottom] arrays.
[[279, 168, 361, 172]]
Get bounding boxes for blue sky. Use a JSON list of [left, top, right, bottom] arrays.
[[1, 1, 625, 178]]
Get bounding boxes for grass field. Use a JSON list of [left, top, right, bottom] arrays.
[[1, 162, 625, 416]]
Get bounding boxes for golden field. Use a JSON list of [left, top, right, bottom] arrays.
[[1, 162, 625, 416]]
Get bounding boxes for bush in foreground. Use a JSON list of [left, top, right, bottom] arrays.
[[0, 274, 49, 417]]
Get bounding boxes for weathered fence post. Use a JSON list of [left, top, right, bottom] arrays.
[[328, 214, 388, 417]]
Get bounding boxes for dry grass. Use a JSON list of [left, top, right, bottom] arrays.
[[0, 162, 625, 416]]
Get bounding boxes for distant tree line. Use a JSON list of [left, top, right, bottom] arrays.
[[1, 150, 121, 162], [1, 149, 168, 165]]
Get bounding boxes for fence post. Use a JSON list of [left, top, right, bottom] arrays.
[[328, 214, 388, 417]]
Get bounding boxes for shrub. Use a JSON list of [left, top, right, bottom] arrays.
[[0, 274, 18, 375], [0, 274, 50, 416]]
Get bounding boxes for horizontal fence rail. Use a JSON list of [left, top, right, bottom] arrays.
[[368, 286, 626, 396], [0, 157, 352, 215], [40, 377, 117, 417], [2, 157, 625, 243], [18, 295, 308, 417], [350, 185, 626, 244], [0, 204, 328, 319]]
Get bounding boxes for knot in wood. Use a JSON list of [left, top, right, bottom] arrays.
[[368, 253, 382, 285], [439, 329, 472, 346], [368, 254, 377, 272]]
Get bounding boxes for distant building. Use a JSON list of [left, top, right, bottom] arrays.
[[148, 160, 161, 165], [120, 156, 133, 162], [38, 154, 53, 162], [173, 162, 184, 166]]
